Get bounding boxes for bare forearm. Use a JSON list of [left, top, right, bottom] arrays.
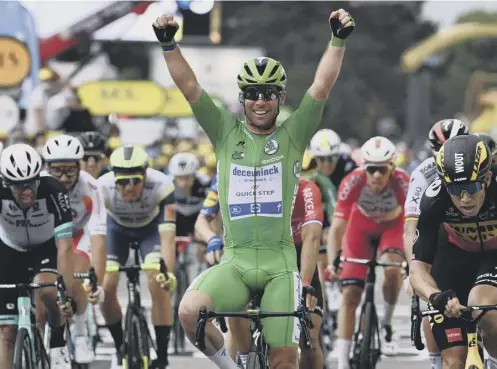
[[57, 240, 75, 292], [161, 231, 176, 273], [403, 221, 418, 266], [90, 235, 106, 286], [195, 215, 218, 243], [327, 220, 346, 266], [309, 44, 345, 101], [162, 48, 202, 103], [410, 261, 439, 302], [300, 232, 320, 282]]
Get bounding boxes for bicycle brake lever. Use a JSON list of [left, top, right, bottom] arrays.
[[196, 306, 208, 350], [160, 259, 169, 281], [89, 267, 98, 293]]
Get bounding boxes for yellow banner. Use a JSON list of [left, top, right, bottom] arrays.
[[78, 81, 193, 117], [0, 37, 31, 88]]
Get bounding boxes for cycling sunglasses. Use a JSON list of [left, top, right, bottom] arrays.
[[242, 86, 281, 101], [365, 165, 390, 175], [4, 178, 40, 192], [446, 181, 485, 197], [48, 165, 79, 178], [315, 154, 340, 163], [115, 175, 144, 187]]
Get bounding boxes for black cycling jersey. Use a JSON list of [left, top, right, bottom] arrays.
[[328, 153, 357, 188], [175, 175, 211, 237], [0, 175, 73, 250], [413, 166, 497, 264]]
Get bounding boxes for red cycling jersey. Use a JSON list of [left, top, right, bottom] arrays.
[[334, 167, 410, 284], [291, 177, 324, 245]]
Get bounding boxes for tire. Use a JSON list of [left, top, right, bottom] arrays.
[[173, 265, 189, 354], [359, 302, 379, 369], [13, 327, 34, 369], [125, 308, 149, 369], [34, 327, 50, 369], [246, 352, 266, 369]]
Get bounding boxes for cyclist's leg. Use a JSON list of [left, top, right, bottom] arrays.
[[100, 217, 130, 352], [71, 230, 95, 362], [0, 242, 29, 369], [430, 241, 477, 369], [259, 266, 301, 369], [228, 313, 251, 363], [377, 215, 405, 352], [468, 252, 497, 362], [138, 224, 172, 368], [180, 248, 249, 368], [337, 209, 370, 369], [299, 268, 324, 369]]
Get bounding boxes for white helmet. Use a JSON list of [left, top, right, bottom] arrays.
[[42, 134, 84, 162], [309, 129, 341, 157], [169, 152, 199, 177], [1, 144, 43, 182], [361, 136, 396, 165]]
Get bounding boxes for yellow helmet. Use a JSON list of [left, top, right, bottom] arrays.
[[110, 146, 149, 171], [107, 136, 122, 151], [204, 152, 217, 169], [302, 151, 317, 172]]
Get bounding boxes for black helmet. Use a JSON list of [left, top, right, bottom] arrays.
[[77, 132, 107, 155], [428, 119, 469, 154], [474, 133, 497, 156], [436, 134, 491, 185]]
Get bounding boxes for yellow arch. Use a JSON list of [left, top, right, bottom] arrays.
[[402, 23, 497, 73]]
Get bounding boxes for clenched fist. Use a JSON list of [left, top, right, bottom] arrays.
[[329, 9, 355, 41], [152, 14, 179, 47]]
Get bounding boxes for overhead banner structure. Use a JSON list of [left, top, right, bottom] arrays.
[[77, 80, 192, 117]]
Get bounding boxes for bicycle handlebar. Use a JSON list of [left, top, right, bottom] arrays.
[[410, 296, 425, 351], [422, 305, 497, 317], [105, 259, 169, 284], [74, 266, 98, 293], [340, 257, 407, 268]]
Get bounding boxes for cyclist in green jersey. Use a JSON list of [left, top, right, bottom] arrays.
[[153, 9, 354, 369]]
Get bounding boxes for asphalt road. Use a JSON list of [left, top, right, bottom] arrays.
[[88, 263, 430, 369]]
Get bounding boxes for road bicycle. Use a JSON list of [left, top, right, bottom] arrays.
[[105, 241, 167, 369], [0, 268, 70, 369], [195, 286, 315, 369]]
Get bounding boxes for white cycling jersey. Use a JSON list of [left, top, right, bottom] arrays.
[[98, 168, 175, 228], [404, 157, 437, 218]]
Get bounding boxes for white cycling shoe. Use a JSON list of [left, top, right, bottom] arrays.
[[50, 346, 71, 369], [381, 325, 398, 356], [73, 335, 95, 363]]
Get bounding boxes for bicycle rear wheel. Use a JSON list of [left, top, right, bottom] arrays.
[[125, 308, 150, 369], [13, 327, 35, 369], [359, 302, 380, 369]]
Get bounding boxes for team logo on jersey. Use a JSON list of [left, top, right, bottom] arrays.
[[426, 178, 442, 197], [232, 151, 244, 160], [264, 139, 279, 155], [413, 229, 419, 244], [293, 160, 301, 179]]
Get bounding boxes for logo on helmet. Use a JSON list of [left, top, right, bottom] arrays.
[[471, 142, 486, 181]]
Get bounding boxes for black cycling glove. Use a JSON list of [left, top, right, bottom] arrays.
[[429, 289, 457, 313]]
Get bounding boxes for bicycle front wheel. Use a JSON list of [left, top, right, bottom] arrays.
[[14, 327, 35, 369], [246, 352, 266, 369], [174, 266, 189, 353], [359, 302, 380, 369], [125, 308, 150, 369]]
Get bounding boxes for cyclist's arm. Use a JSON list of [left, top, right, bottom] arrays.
[[300, 180, 324, 283], [308, 42, 345, 101], [158, 188, 176, 273], [327, 217, 347, 267], [88, 182, 107, 285], [161, 47, 202, 103], [195, 187, 221, 243], [403, 219, 418, 266], [48, 182, 75, 293], [409, 194, 442, 302]]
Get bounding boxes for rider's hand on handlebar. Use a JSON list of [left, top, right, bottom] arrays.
[[57, 296, 76, 318], [429, 289, 463, 318], [303, 282, 318, 311], [156, 272, 177, 293], [205, 235, 224, 266], [404, 276, 415, 298], [83, 280, 105, 304], [324, 265, 340, 282]]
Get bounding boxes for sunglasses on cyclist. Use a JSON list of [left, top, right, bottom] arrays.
[[365, 165, 390, 175], [83, 153, 104, 163], [3, 178, 40, 192], [241, 86, 281, 101], [316, 154, 340, 163], [446, 181, 485, 197], [48, 165, 79, 178], [115, 176, 144, 187]]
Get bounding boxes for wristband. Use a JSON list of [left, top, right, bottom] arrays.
[[330, 37, 345, 47], [302, 279, 311, 286], [161, 41, 177, 52]]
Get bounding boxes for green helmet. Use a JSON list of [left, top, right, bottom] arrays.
[[237, 57, 287, 90], [110, 146, 149, 172]]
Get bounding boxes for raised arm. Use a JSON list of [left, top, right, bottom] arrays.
[[153, 15, 202, 103], [309, 9, 355, 101]]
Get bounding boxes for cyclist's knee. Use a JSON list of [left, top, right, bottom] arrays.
[[441, 347, 466, 369], [269, 346, 298, 369], [178, 290, 213, 329], [102, 272, 119, 294], [0, 326, 16, 345], [341, 285, 362, 309]]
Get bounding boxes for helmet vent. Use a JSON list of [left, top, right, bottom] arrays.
[[26, 151, 31, 163], [5, 169, 14, 178], [244, 65, 254, 78], [123, 146, 134, 160], [75, 146, 81, 154], [268, 64, 279, 78], [34, 161, 40, 174]]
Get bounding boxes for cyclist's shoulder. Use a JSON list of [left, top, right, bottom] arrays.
[[39, 174, 67, 195], [144, 168, 174, 197], [419, 177, 448, 216], [77, 170, 100, 191], [412, 157, 437, 181], [341, 168, 365, 185], [97, 171, 114, 188], [338, 152, 357, 172], [298, 177, 321, 198], [392, 167, 410, 182]]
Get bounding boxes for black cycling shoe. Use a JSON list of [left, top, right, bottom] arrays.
[[150, 358, 168, 369]]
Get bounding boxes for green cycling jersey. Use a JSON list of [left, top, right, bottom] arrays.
[[302, 171, 337, 218]]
